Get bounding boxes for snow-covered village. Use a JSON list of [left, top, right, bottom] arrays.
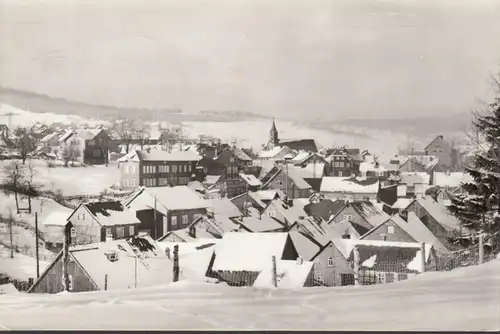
[[1, 0, 499, 331]]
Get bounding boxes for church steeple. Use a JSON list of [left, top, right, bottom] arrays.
[[268, 117, 279, 149]]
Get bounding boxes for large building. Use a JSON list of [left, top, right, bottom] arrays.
[[265, 119, 317, 153], [117, 149, 201, 190]]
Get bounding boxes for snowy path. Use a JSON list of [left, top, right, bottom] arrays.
[[0, 261, 498, 330]]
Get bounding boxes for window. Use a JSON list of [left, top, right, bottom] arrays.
[[377, 272, 385, 284], [166, 165, 170, 173], [129, 225, 135, 235], [117, 227, 125, 238], [183, 165, 187, 173], [268, 211, 276, 218], [172, 165, 178, 173], [188, 164, 192, 172], [131, 179, 136, 187], [314, 271, 324, 284], [387, 226, 395, 234], [327, 257, 335, 267], [68, 275, 74, 291], [77, 214, 80, 220], [130, 165, 135, 173], [82, 214, 85, 221], [124, 179, 129, 187], [171, 216, 177, 226], [182, 215, 188, 226], [343, 214, 353, 221], [163, 216, 168, 234], [106, 228, 112, 236], [152, 165, 156, 173], [70, 227, 76, 238], [143, 166, 147, 173]]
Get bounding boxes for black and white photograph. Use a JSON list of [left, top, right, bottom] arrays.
[[0, 0, 499, 330]]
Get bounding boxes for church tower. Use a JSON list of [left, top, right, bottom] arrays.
[[267, 117, 279, 149]]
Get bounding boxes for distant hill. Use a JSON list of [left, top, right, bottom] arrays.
[[0, 86, 268, 123]]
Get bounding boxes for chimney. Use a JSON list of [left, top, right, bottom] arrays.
[[296, 257, 303, 265]]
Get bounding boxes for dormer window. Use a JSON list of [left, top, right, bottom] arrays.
[[105, 251, 118, 262]]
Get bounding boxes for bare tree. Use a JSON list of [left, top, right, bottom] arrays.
[[62, 142, 82, 167], [23, 162, 41, 214], [113, 118, 145, 153], [3, 161, 26, 214], [12, 127, 36, 165]]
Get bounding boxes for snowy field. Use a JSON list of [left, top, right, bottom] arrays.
[[0, 246, 50, 281], [182, 120, 422, 156], [0, 260, 497, 330], [0, 159, 121, 196]]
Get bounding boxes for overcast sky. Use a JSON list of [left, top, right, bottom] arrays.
[[1, 0, 500, 121]]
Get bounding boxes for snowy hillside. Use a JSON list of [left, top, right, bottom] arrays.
[[0, 259, 497, 330], [0, 104, 108, 128]]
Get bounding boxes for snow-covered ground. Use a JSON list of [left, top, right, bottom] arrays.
[[0, 259, 497, 330], [0, 159, 121, 196], [0, 246, 50, 281]]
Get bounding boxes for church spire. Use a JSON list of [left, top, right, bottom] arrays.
[[267, 117, 279, 149]]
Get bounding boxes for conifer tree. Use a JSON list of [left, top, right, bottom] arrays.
[[447, 70, 500, 251]]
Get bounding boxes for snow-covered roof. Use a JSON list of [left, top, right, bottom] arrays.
[[411, 197, 461, 231], [253, 259, 314, 289], [69, 236, 173, 290], [233, 148, 252, 161], [204, 175, 222, 185], [287, 163, 325, 179], [331, 219, 370, 240], [239, 173, 262, 187], [400, 172, 430, 185], [321, 177, 379, 194], [136, 150, 201, 162], [433, 172, 474, 188], [206, 198, 242, 218], [83, 202, 139, 227], [258, 146, 284, 159], [212, 232, 291, 271], [268, 198, 309, 226], [392, 198, 413, 209], [359, 162, 388, 173], [237, 216, 284, 232], [40, 210, 72, 226], [145, 186, 209, 211], [116, 150, 140, 162], [157, 228, 196, 242], [288, 231, 322, 261], [402, 212, 450, 254], [0, 283, 19, 294], [40, 132, 58, 143], [283, 169, 312, 189], [349, 201, 391, 227], [58, 129, 74, 143], [290, 151, 311, 163]]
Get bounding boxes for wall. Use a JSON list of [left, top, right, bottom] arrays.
[[322, 192, 377, 201], [100, 223, 139, 241], [139, 160, 196, 187], [84, 131, 110, 165], [136, 209, 166, 240], [425, 137, 452, 168], [167, 208, 207, 232], [266, 172, 311, 199], [312, 243, 354, 287], [120, 161, 140, 189], [68, 206, 102, 245], [30, 254, 98, 294]]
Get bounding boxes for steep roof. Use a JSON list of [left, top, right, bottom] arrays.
[[331, 219, 371, 239], [404, 212, 450, 254], [408, 197, 461, 231], [146, 186, 209, 211], [287, 163, 325, 179], [41, 210, 72, 226], [83, 201, 139, 227], [253, 259, 314, 289], [425, 135, 445, 151], [304, 199, 347, 221], [236, 216, 285, 232], [233, 148, 252, 161], [288, 231, 323, 261], [360, 214, 417, 241], [348, 201, 391, 227], [239, 173, 262, 187], [212, 232, 292, 271]]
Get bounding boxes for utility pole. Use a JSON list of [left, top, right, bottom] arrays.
[[9, 214, 13, 259], [35, 212, 40, 278], [271, 255, 278, 288], [154, 195, 157, 239], [173, 245, 179, 282]]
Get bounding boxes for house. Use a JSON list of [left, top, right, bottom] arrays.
[[261, 165, 312, 199], [208, 175, 248, 199], [279, 139, 318, 153], [67, 201, 140, 244], [425, 135, 453, 169], [239, 173, 262, 191], [360, 214, 417, 243], [304, 199, 347, 221], [399, 156, 437, 173], [40, 131, 62, 154], [328, 201, 390, 231], [286, 163, 325, 192], [320, 177, 380, 200], [59, 128, 111, 165], [325, 148, 357, 177], [330, 219, 371, 240], [309, 239, 356, 287], [207, 232, 300, 286], [29, 235, 172, 294], [429, 171, 473, 192], [377, 184, 414, 215], [342, 239, 437, 285], [124, 186, 209, 238], [359, 161, 398, 180], [230, 189, 285, 213], [403, 196, 462, 251], [40, 210, 73, 252], [261, 197, 309, 229], [117, 149, 201, 190], [257, 146, 295, 161], [188, 214, 244, 239]]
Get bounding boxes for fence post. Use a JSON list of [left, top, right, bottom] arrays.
[[420, 242, 426, 273], [173, 245, 179, 282], [271, 256, 278, 288], [478, 233, 484, 265], [104, 274, 108, 291], [353, 246, 361, 286]]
